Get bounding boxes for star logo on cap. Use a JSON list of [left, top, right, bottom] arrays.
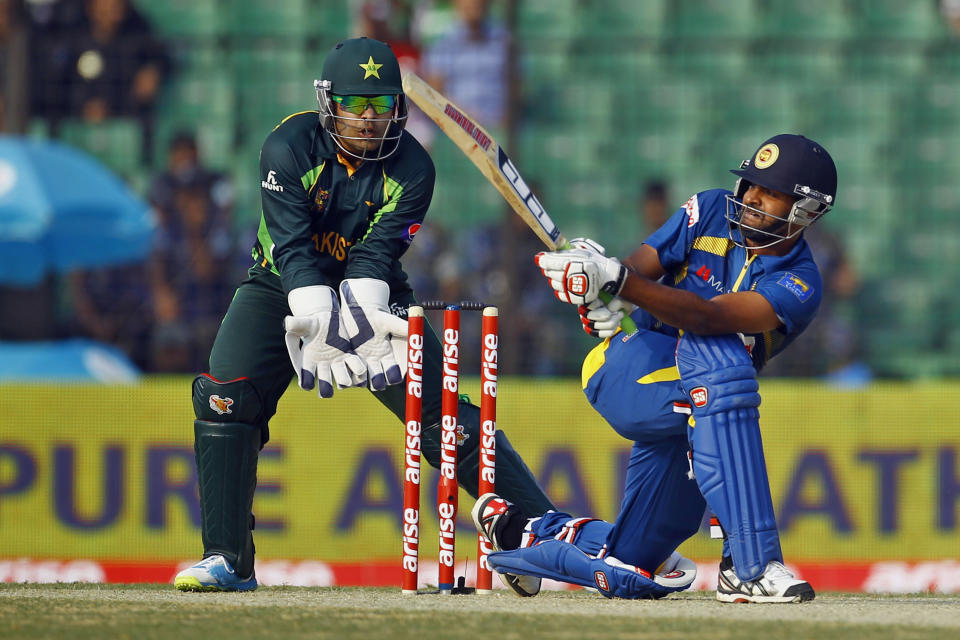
[[359, 56, 383, 79]]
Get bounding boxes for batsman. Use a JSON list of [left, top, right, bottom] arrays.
[[174, 37, 553, 592], [474, 134, 837, 602]]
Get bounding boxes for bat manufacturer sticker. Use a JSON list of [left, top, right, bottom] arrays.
[[497, 148, 560, 243], [444, 103, 491, 151]]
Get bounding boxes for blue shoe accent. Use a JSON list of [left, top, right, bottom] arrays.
[[174, 555, 258, 592]]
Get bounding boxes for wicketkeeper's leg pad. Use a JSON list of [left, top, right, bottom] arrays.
[[487, 540, 694, 599], [422, 401, 555, 518], [676, 332, 782, 582], [192, 375, 266, 579]]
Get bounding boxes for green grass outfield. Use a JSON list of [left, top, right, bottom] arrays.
[[1, 585, 958, 640]]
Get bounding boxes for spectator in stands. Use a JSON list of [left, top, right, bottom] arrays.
[[68, 263, 154, 370], [33, 0, 170, 159], [942, 0, 960, 33], [355, 0, 435, 147], [421, 0, 514, 134], [640, 179, 671, 235], [762, 225, 869, 385], [148, 131, 233, 231], [148, 132, 238, 373]]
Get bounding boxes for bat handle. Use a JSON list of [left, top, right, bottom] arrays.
[[598, 291, 638, 335]]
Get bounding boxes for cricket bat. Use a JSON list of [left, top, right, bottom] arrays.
[[402, 71, 637, 334]]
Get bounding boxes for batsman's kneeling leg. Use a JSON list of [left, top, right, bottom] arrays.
[[192, 374, 267, 579], [487, 540, 695, 599]]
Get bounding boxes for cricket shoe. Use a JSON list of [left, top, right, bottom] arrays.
[[174, 555, 258, 592], [471, 493, 541, 597], [716, 557, 814, 603]]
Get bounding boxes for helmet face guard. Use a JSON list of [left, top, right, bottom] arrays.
[[725, 134, 837, 249], [315, 79, 407, 161], [315, 37, 408, 161]]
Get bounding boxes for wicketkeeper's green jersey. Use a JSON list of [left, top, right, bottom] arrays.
[[251, 111, 435, 295]]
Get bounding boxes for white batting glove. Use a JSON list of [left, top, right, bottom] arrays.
[[568, 237, 606, 255], [578, 297, 634, 338], [339, 278, 408, 391], [284, 285, 367, 398], [535, 249, 628, 305]]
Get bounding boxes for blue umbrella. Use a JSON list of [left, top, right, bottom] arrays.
[[0, 135, 155, 286]]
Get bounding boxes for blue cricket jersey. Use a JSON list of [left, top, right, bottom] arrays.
[[581, 189, 822, 441], [643, 188, 822, 370]]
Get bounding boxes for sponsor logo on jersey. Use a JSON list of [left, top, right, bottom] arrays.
[[594, 570, 610, 591], [261, 170, 284, 192], [690, 387, 708, 408], [311, 230, 353, 262], [684, 195, 700, 227], [694, 264, 725, 294], [755, 143, 779, 169], [209, 395, 234, 415], [404, 222, 421, 244], [777, 272, 814, 302]]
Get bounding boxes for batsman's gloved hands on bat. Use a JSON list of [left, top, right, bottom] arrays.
[[579, 297, 631, 339], [284, 285, 367, 398], [338, 278, 408, 391], [535, 248, 628, 305]]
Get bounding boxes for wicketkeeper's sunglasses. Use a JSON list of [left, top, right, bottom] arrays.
[[331, 94, 397, 115]]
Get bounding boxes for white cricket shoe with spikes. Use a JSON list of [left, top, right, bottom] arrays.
[[717, 558, 815, 603]]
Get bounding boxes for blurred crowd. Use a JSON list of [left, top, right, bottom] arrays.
[[0, 0, 871, 380]]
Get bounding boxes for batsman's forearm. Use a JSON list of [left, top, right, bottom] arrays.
[[618, 272, 725, 335]]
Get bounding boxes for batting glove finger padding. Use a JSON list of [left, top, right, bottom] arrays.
[[535, 249, 627, 305], [339, 278, 408, 391], [284, 285, 368, 398], [578, 297, 626, 338]]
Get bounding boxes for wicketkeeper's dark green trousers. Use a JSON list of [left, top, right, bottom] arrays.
[[193, 267, 554, 575]]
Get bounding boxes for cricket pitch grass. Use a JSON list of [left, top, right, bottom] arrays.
[[1, 584, 957, 639]]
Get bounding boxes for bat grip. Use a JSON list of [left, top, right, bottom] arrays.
[[598, 291, 638, 335]]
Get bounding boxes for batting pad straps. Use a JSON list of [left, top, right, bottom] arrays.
[[676, 333, 782, 582]]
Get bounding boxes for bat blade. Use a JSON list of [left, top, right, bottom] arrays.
[[402, 72, 566, 250], [403, 72, 636, 334]]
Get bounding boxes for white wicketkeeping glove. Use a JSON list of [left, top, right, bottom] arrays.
[[284, 285, 367, 398], [535, 248, 628, 305], [578, 297, 633, 339], [339, 278, 408, 391]]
